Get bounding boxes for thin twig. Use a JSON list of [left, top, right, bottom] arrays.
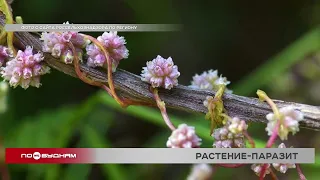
[[296, 164, 307, 180], [152, 87, 176, 131], [0, 165, 10, 180], [1, 14, 319, 131], [259, 122, 280, 179], [269, 169, 279, 180], [243, 130, 256, 148]]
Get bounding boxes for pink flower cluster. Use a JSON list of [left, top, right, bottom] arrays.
[[190, 69, 232, 93], [40, 23, 129, 72], [141, 55, 180, 90], [1, 46, 50, 89], [266, 106, 304, 140], [0, 45, 13, 67], [228, 117, 248, 134], [166, 124, 202, 148], [86, 31, 129, 71], [251, 143, 296, 177], [251, 164, 271, 177], [212, 126, 245, 148], [272, 143, 296, 173], [40, 31, 89, 64], [212, 117, 247, 148]]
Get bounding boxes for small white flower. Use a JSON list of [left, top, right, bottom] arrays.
[[212, 126, 245, 148], [228, 117, 248, 134], [272, 143, 296, 173], [212, 117, 247, 148], [86, 31, 129, 70], [215, 76, 230, 86], [203, 96, 213, 108], [187, 164, 212, 180], [141, 55, 180, 90], [40, 26, 89, 65], [191, 70, 218, 90], [0, 45, 13, 67], [190, 69, 232, 93], [166, 124, 202, 148], [1, 46, 50, 89], [251, 164, 271, 177], [266, 106, 304, 140]]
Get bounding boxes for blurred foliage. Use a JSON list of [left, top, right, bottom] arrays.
[[232, 26, 320, 96], [0, 0, 320, 179]]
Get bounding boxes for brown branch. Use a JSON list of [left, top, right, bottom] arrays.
[[1, 14, 320, 131]]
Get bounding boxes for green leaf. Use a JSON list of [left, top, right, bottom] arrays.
[[45, 94, 100, 180], [82, 125, 127, 180], [4, 105, 78, 176], [63, 138, 91, 180], [63, 164, 91, 180], [83, 106, 114, 135], [305, 153, 320, 168], [143, 131, 171, 148], [4, 93, 111, 180], [5, 105, 75, 148], [232, 26, 320, 95], [62, 106, 115, 180]]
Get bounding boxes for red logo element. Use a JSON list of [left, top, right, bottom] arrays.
[[6, 148, 89, 164]]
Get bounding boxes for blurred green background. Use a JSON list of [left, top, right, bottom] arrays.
[[0, 0, 320, 179]]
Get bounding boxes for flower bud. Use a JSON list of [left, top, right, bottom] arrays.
[[141, 55, 180, 90], [166, 124, 202, 148]]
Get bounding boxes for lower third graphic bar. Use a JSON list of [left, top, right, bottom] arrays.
[[4, 24, 181, 32], [5, 148, 315, 164]]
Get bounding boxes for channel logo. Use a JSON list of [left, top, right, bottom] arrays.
[[20, 152, 77, 159]]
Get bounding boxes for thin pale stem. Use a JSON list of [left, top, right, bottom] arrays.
[[266, 121, 280, 148], [101, 84, 151, 107], [68, 42, 146, 108], [259, 121, 280, 180], [0, 28, 6, 40], [69, 36, 135, 108], [269, 169, 279, 180], [259, 164, 270, 180], [215, 85, 226, 99], [151, 87, 176, 131], [67, 42, 102, 87], [256, 90, 282, 180], [243, 130, 256, 148], [69, 39, 142, 108], [210, 165, 216, 179], [257, 90, 280, 118], [296, 164, 306, 180], [0, 0, 16, 55], [80, 34, 128, 108], [100, 84, 114, 97], [7, 32, 15, 55]]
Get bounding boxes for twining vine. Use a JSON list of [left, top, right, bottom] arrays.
[[0, 0, 317, 179]]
